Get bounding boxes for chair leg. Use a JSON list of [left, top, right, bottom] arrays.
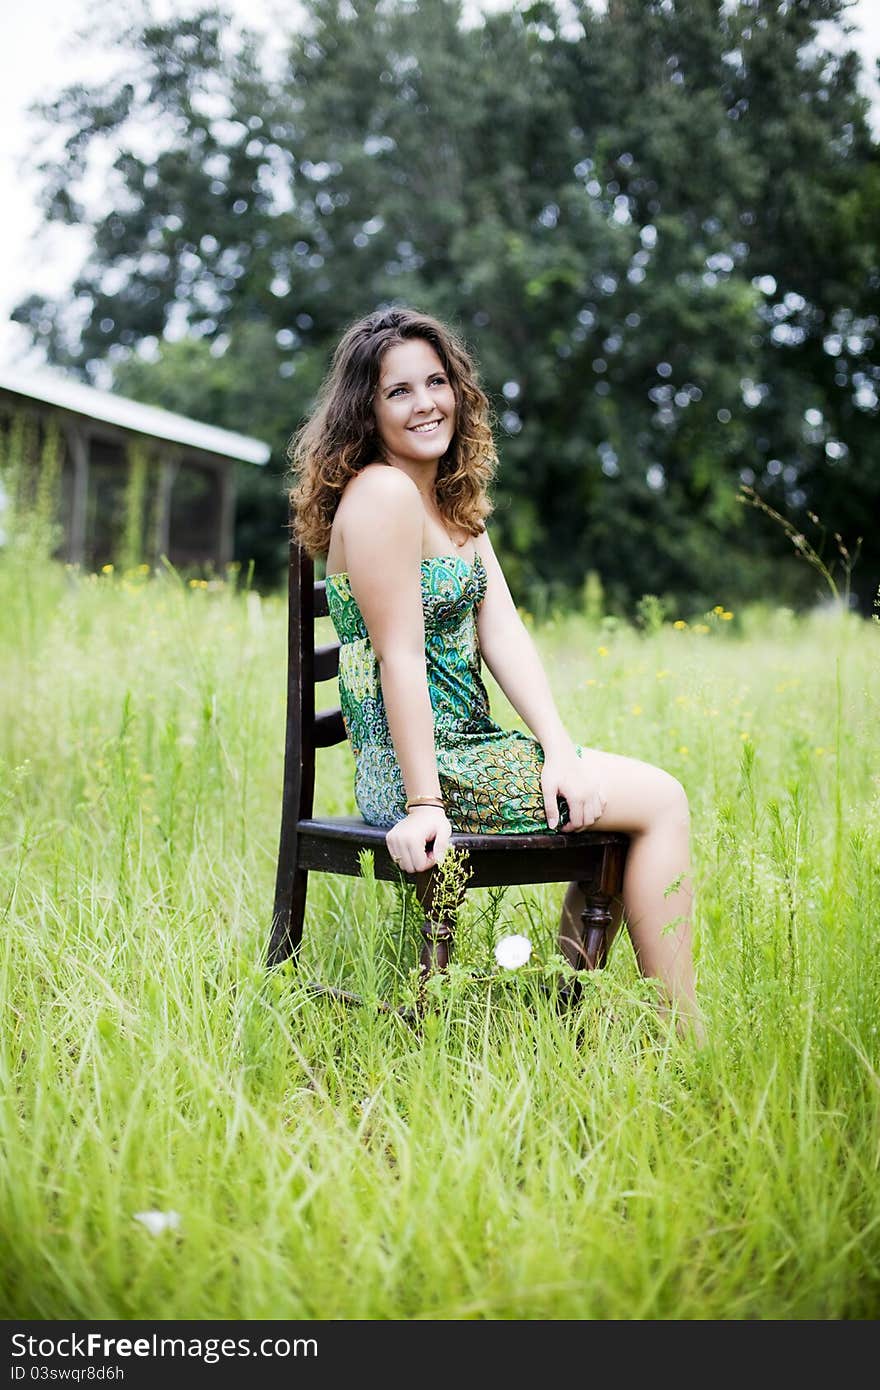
[[575, 880, 614, 971], [267, 867, 308, 967], [555, 841, 629, 1011], [414, 867, 460, 986], [554, 881, 614, 1010]]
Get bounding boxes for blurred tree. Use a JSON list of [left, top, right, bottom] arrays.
[[13, 0, 880, 609], [547, 0, 880, 610]]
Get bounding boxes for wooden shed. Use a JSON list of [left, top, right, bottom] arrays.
[[0, 366, 271, 572]]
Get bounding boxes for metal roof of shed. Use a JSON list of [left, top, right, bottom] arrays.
[[0, 366, 271, 465]]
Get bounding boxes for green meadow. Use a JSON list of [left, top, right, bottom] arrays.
[[1, 551, 878, 1320]]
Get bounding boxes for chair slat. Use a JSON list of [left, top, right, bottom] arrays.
[[314, 707, 346, 747], [313, 581, 329, 619], [314, 643, 340, 682]]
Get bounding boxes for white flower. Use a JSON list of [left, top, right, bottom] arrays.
[[494, 934, 533, 970], [133, 1210, 182, 1236]]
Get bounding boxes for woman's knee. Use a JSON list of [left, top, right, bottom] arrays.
[[652, 769, 690, 828], [627, 761, 689, 829], [588, 751, 689, 834]]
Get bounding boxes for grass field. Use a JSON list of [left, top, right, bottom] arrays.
[[1, 552, 878, 1320]]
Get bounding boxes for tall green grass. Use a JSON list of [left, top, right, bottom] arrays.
[[1, 553, 878, 1319]]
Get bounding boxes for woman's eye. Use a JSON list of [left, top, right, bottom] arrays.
[[388, 378, 445, 397]]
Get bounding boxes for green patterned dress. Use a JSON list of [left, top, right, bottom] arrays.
[[324, 552, 567, 833]]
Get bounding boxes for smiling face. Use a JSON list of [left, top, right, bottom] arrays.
[[373, 337, 457, 475]]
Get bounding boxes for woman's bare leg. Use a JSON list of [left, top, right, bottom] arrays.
[[558, 749, 705, 1041]]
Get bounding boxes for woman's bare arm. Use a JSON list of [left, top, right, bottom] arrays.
[[474, 529, 605, 830], [474, 529, 574, 755]]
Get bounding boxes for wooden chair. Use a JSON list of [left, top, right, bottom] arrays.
[[268, 539, 630, 1008]]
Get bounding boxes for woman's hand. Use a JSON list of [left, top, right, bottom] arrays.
[[540, 747, 607, 832], [386, 806, 452, 874]]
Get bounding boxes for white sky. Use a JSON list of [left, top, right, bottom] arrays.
[[1, 0, 878, 371]]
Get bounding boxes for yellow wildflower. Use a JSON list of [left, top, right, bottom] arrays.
[[673, 619, 688, 629], [597, 645, 609, 657], [721, 611, 733, 620], [693, 623, 710, 634], [101, 563, 114, 574]]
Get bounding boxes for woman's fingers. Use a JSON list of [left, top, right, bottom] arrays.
[[557, 787, 607, 832], [385, 831, 413, 873], [589, 786, 608, 824], [387, 811, 451, 873], [430, 822, 451, 864], [540, 778, 560, 830]]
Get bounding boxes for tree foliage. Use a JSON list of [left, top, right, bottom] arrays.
[[14, 0, 880, 609]]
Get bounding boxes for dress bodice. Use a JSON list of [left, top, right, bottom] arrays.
[[324, 552, 487, 643]]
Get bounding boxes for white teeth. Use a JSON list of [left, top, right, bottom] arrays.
[[410, 420, 441, 432]]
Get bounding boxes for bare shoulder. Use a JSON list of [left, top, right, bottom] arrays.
[[474, 526, 496, 560], [334, 465, 424, 573], [474, 525, 503, 574], [473, 524, 518, 618], [339, 463, 421, 515]]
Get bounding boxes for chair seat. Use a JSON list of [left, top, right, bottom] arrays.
[[296, 816, 628, 888]]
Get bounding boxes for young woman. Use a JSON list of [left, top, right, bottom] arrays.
[[290, 305, 704, 1038]]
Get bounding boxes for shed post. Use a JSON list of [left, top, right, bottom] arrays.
[[217, 461, 236, 570], [64, 421, 90, 567], [154, 449, 180, 562]]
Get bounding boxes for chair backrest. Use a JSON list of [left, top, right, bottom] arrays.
[[283, 538, 346, 825]]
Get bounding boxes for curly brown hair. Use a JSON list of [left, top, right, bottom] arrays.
[[289, 306, 497, 556]]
